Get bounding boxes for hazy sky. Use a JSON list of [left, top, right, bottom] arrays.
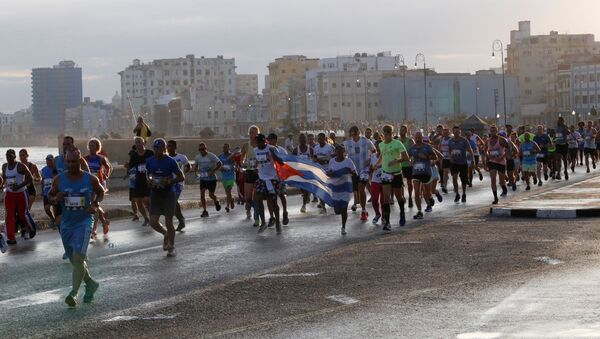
[[1, 0, 599, 113]]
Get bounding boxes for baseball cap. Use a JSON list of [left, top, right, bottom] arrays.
[[267, 133, 278, 140], [46, 154, 54, 160], [153, 138, 166, 148], [256, 134, 266, 142]]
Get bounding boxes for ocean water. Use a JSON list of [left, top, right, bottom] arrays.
[[0, 147, 59, 167]]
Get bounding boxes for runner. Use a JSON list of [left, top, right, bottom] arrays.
[[193, 142, 222, 218], [467, 128, 485, 184], [399, 125, 415, 208], [485, 125, 515, 204], [41, 154, 60, 228], [378, 124, 409, 231], [218, 143, 240, 214], [583, 121, 597, 173], [293, 133, 314, 213], [577, 121, 586, 166], [48, 148, 104, 307], [409, 131, 438, 219], [533, 125, 552, 185], [519, 132, 541, 190], [241, 125, 260, 226], [554, 117, 570, 180], [167, 140, 191, 231], [2, 149, 36, 244], [327, 144, 357, 235], [126, 137, 153, 226], [313, 132, 335, 213], [567, 125, 581, 173], [85, 138, 112, 239], [448, 126, 473, 203], [437, 128, 452, 194], [145, 139, 184, 257], [254, 134, 282, 234], [18, 149, 41, 210], [547, 129, 558, 179], [505, 132, 519, 191], [369, 141, 383, 224], [267, 133, 289, 226], [343, 126, 375, 221]]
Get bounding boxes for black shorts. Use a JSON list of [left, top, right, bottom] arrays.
[[473, 155, 480, 166], [506, 159, 515, 172], [488, 161, 506, 173], [26, 183, 36, 196], [442, 159, 451, 169], [555, 144, 568, 155], [585, 148, 596, 156], [131, 184, 150, 199], [568, 148, 578, 158], [382, 172, 403, 189], [244, 170, 258, 184], [200, 180, 217, 193], [536, 155, 547, 163], [351, 174, 359, 191], [149, 190, 176, 217], [401, 167, 413, 180], [255, 179, 281, 196], [450, 163, 469, 182], [412, 173, 432, 183]]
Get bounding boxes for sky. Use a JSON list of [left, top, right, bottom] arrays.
[[1, 0, 600, 113]]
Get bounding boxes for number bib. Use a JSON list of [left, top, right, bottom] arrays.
[[413, 162, 426, 173], [199, 171, 209, 179], [137, 164, 146, 173], [6, 177, 16, 186], [221, 165, 232, 171], [65, 194, 85, 209], [381, 173, 394, 183], [256, 154, 267, 163], [522, 150, 531, 156], [536, 153, 545, 158], [359, 171, 370, 181], [490, 150, 500, 158], [43, 178, 53, 190]]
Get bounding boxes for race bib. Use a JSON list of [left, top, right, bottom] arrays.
[[354, 146, 360, 154], [298, 154, 309, 160], [414, 163, 426, 172], [536, 153, 545, 158], [256, 154, 267, 162], [137, 164, 146, 173], [586, 136, 592, 140], [381, 173, 394, 183], [6, 177, 16, 186], [199, 171, 209, 178], [359, 171, 370, 181], [129, 173, 136, 180], [442, 151, 449, 157], [451, 149, 462, 157], [43, 178, 53, 188], [65, 194, 85, 209], [522, 150, 531, 156], [221, 165, 232, 171], [556, 133, 563, 139], [246, 159, 256, 168], [490, 150, 500, 158]]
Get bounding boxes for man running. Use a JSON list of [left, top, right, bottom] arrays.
[[194, 142, 222, 218], [436, 128, 452, 194], [18, 149, 41, 210], [485, 125, 516, 204], [327, 144, 357, 235], [242, 125, 260, 226], [145, 139, 184, 257], [583, 121, 597, 173], [533, 125, 552, 185], [409, 131, 438, 219], [293, 133, 314, 213], [519, 132, 541, 190], [567, 125, 581, 173], [167, 140, 190, 231], [41, 154, 60, 228], [344, 126, 375, 221], [448, 126, 473, 203], [85, 138, 112, 239], [398, 125, 415, 208], [3, 149, 36, 244], [267, 133, 289, 226], [126, 137, 153, 226], [218, 143, 239, 213], [254, 134, 282, 234], [48, 148, 105, 307], [313, 132, 335, 213], [378, 125, 409, 231]]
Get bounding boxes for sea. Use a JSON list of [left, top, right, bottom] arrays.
[[0, 147, 59, 167]]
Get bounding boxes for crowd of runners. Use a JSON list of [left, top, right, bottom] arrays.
[[2, 116, 600, 307]]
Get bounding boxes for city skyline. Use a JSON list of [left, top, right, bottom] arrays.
[[1, 0, 600, 113]]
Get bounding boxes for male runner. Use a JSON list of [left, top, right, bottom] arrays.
[[583, 121, 597, 173], [344, 126, 375, 221], [448, 126, 473, 203], [254, 134, 282, 234], [126, 137, 153, 225], [519, 132, 541, 190], [409, 131, 438, 219], [378, 125, 409, 231], [398, 125, 415, 208], [293, 133, 314, 213], [554, 117, 571, 180], [218, 143, 239, 213], [167, 140, 190, 231], [2, 149, 35, 243], [194, 142, 222, 217], [485, 125, 516, 204]]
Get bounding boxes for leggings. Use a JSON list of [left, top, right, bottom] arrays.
[[4, 191, 35, 241], [370, 182, 384, 216]]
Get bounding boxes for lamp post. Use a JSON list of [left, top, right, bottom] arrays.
[[476, 85, 480, 116], [492, 39, 507, 126], [395, 55, 408, 121], [415, 53, 428, 128]]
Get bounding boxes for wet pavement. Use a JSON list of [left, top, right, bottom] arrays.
[[2, 166, 600, 338]]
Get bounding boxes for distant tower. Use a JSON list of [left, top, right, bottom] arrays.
[[112, 91, 122, 110]]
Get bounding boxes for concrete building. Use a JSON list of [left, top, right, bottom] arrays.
[[267, 55, 320, 128], [65, 98, 111, 138], [119, 55, 237, 119], [0, 112, 15, 144], [379, 70, 519, 126], [236, 74, 259, 96], [32, 60, 82, 135], [306, 52, 400, 124], [183, 97, 239, 137], [507, 21, 600, 122], [571, 63, 600, 121]]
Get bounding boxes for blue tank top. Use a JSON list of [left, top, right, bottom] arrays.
[[521, 142, 536, 165], [41, 166, 56, 196], [58, 172, 93, 229], [219, 153, 236, 181], [55, 155, 66, 174]]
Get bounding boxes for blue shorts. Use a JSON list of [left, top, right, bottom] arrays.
[[61, 225, 92, 258]]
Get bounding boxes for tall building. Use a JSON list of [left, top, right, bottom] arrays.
[[306, 52, 400, 123], [506, 21, 600, 121], [267, 55, 320, 128], [32, 60, 82, 135], [236, 74, 259, 96]]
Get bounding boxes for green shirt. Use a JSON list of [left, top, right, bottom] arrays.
[[547, 136, 556, 153], [380, 139, 406, 174]]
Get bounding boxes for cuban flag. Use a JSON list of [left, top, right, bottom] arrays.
[[272, 151, 353, 209]]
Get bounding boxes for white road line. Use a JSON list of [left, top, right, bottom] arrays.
[[534, 256, 563, 265], [375, 241, 423, 245], [326, 294, 359, 305], [456, 332, 502, 339], [99, 245, 163, 259], [103, 314, 178, 322], [258, 273, 320, 278]]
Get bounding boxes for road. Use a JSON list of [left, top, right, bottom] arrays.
[[1, 168, 599, 338]]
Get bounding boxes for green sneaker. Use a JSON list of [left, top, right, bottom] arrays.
[[65, 291, 77, 308], [83, 280, 99, 303]]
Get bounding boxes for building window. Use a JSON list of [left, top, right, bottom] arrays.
[[347, 102, 351, 107], [342, 102, 345, 107], [183, 70, 188, 76], [333, 102, 338, 108], [346, 82, 350, 88], [357, 102, 362, 107], [374, 82, 379, 88], [232, 111, 236, 118], [374, 102, 378, 107], [208, 111, 212, 119], [215, 111, 219, 119], [356, 81, 361, 88], [583, 96, 589, 104], [341, 83, 344, 88], [164, 70, 170, 76], [183, 80, 188, 85], [525, 89, 532, 96], [165, 80, 170, 85], [524, 77, 531, 83]]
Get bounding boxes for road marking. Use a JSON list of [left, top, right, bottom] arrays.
[[258, 273, 319, 278], [375, 241, 423, 245], [534, 256, 563, 265], [103, 314, 178, 322], [522, 239, 555, 243], [456, 332, 502, 339], [99, 245, 163, 259], [326, 294, 359, 305]]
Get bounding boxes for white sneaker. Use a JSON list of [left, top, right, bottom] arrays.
[[0, 233, 7, 253]]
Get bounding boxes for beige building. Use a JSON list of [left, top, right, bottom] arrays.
[[267, 55, 319, 128], [236, 74, 259, 96], [507, 21, 600, 122]]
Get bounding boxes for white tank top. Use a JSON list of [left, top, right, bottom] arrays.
[[5, 163, 26, 192], [296, 145, 311, 160]]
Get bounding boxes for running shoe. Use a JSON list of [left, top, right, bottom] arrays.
[[382, 223, 392, 232], [300, 205, 307, 213], [565, 170, 569, 180], [142, 218, 150, 226], [587, 168, 591, 173], [399, 213, 406, 227], [413, 211, 424, 220], [538, 181, 543, 187], [83, 280, 99, 303], [65, 292, 77, 308], [312, 196, 318, 203], [442, 187, 448, 194], [461, 193, 466, 203], [429, 198, 435, 207], [512, 183, 517, 191], [372, 215, 381, 224], [425, 205, 432, 213], [282, 212, 289, 225], [526, 185, 531, 191], [479, 172, 484, 181], [7, 239, 17, 245], [544, 172, 549, 181], [350, 204, 357, 212], [258, 223, 267, 233], [408, 198, 413, 209], [62, 252, 68, 260], [341, 227, 347, 235], [201, 210, 209, 218], [225, 207, 230, 213], [454, 193, 460, 203], [215, 201, 221, 212], [492, 198, 499, 205], [102, 220, 110, 235], [533, 177, 538, 185], [230, 201, 235, 210], [132, 215, 140, 222], [176, 219, 186, 232], [166, 249, 176, 257], [268, 217, 275, 227], [319, 208, 327, 214], [253, 217, 260, 227], [555, 174, 561, 180], [360, 210, 368, 221], [0, 233, 7, 253], [594, 163, 597, 169]]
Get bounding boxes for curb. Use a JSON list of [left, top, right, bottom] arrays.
[[490, 207, 600, 219]]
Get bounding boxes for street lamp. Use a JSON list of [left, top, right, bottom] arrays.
[[396, 55, 408, 121], [492, 39, 508, 126], [476, 86, 480, 116], [415, 53, 428, 129]]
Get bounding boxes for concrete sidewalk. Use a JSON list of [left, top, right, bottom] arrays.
[[491, 175, 600, 218]]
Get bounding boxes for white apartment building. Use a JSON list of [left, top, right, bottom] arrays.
[[236, 74, 259, 96], [306, 52, 400, 122], [65, 98, 111, 138], [119, 54, 237, 116]]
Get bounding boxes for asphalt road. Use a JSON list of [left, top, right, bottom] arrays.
[[1, 167, 598, 338]]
